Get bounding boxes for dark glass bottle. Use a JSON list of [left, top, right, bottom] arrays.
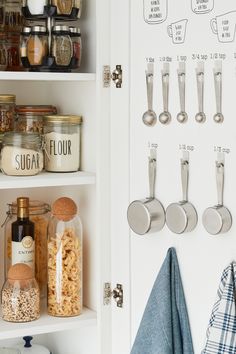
[[11, 197, 35, 272]]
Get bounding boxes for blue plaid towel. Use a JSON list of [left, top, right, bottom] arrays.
[[202, 263, 236, 354]]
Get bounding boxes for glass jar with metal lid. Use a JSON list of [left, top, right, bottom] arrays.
[[0, 132, 44, 176], [51, 25, 73, 66], [20, 27, 31, 58], [27, 26, 48, 66], [43, 115, 82, 172], [0, 94, 15, 139], [4, 200, 50, 298], [15, 105, 57, 134], [69, 27, 82, 68]]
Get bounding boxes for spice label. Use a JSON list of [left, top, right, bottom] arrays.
[[12, 237, 35, 270]]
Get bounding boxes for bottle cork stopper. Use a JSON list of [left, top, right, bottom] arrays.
[[8, 263, 33, 280], [52, 197, 77, 222]]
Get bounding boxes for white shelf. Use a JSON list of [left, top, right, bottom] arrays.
[[0, 171, 96, 190], [0, 72, 96, 82], [0, 307, 97, 340]]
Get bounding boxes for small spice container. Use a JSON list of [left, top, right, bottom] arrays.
[[15, 105, 57, 133], [4, 200, 50, 298], [69, 27, 81, 67], [1, 263, 40, 323], [0, 33, 7, 71], [0, 94, 15, 138], [43, 115, 82, 172], [6, 33, 21, 71], [27, 0, 47, 15], [27, 26, 48, 66], [1, 132, 44, 176], [52, 0, 73, 15], [20, 27, 31, 58], [48, 197, 82, 317], [51, 25, 72, 66]]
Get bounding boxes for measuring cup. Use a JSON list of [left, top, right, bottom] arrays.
[[166, 157, 198, 234], [127, 152, 165, 235], [203, 161, 232, 235]]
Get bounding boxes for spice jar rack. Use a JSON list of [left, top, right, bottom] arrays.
[[21, 4, 81, 72]]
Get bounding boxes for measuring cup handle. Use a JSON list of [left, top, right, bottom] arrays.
[[216, 161, 224, 206], [149, 157, 156, 199], [181, 159, 189, 202]]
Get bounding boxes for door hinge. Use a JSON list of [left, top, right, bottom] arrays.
[[103, 65, 123, 88], [103, 282, 123, 308]]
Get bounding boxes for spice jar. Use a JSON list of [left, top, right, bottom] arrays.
[[52, 0, 73, 15], [0, 33, 7, 71], [1, 263, 40, 323], [4, 0, 23, 32], [51, 25, 72, 66], [15, 105, 57, 133], [27, 0, 47, 15], [48, 197, 82, 317], [20, 27, 31, 58], [1, 132, 44, 176], [69, 27, 81, 67], [6, 33, 21, 71], [0, 94, 15, 139], [27, 26, 48, 66], [4, 200, 50, 298], [43, 115, 82, 172]]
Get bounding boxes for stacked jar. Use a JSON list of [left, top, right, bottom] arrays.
[[0, 94, 16, 142]]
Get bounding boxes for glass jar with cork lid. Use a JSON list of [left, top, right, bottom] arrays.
[[47, 197, 82, 317], [1, 263, 40, 323], [0, 94, 16, 139]]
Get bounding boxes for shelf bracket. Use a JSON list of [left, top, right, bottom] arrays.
[[103, 65, 123, 88]]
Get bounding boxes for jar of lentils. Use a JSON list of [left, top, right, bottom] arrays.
[[0, 94, 15, 141]]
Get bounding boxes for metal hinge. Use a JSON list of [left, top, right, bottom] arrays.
[[103, 65, 123, 88], [103, 282, 123, 308]]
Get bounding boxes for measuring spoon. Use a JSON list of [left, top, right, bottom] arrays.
[[177, 62, 188, 123], [127, 150, 165, 235], [159, 63, 171, 125], [142, 63, 157, 126], [166, 155, 197, 234], [213, 61, 224, 123], [202, 161, 232, 235], [195, 62, 206, 123]]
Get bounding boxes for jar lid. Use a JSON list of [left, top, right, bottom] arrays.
[[52, 197, 77, 221], [0, 94, 16, 104], [69, 27, 81, 35], [21, 27, 31, 35], [52, 25, 70, 33], [16, 105, 57, 116], [31, 26, 47, 34], [43, 115, 82, 124], [3, 132, 42, 146], [8, 264, 33, 281]]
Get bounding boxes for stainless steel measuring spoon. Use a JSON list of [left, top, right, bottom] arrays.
[[142, 63, 157, 127], [195, 62, 206, 123], [127, 150, 165, 235], [213, 61, 224, 123], [159, 63, 171, 125], [166, 153, 198, 234], [202, 160, 232, 235], [177, 62, 188, 123]]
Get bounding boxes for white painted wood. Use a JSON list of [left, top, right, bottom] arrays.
[[0, 307, 96, 340], [0, 72, 96, 81], [0, 172, 96, 189]]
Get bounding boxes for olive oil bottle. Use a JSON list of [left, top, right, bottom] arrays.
[[11, 197, 35, 271]]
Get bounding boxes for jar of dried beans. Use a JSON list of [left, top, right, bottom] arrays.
[[69, 27, 81, 68], [4, 200, 50, 298], [15, 105, 57, 134], [1, 263, 40, 323], [0, 94, 15, 140], [51, 25, 72, 66], [47, 197, 82, 317]]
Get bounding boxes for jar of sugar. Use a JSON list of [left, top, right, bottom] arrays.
[[0, 132, 44, 176], [43, 115, 82, 173]]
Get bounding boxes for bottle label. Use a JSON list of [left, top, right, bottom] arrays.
[[12, 236, 35, 270]]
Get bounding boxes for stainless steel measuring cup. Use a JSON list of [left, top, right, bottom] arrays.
[[127, 151, 165, 235], [166, 155, 198, 234], [202, 160, 232, 235]]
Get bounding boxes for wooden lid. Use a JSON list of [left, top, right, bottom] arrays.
[[52, 197, 77, 221], [8, 263, 33, 280]]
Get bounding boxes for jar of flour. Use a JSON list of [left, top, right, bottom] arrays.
[[43, 115, 82, 172]]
